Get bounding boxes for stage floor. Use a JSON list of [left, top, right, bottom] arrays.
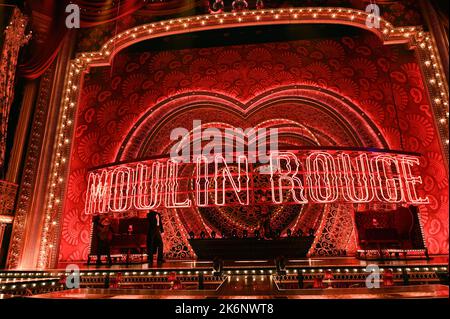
[[31, 283, 448, 299], [2, 256, 447, 300]]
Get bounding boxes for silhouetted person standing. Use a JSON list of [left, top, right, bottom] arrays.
[[95, 216, 113, 266], [147, 210, 164, 265]]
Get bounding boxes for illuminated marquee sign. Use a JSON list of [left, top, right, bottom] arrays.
[[84, 149, 429, 215]]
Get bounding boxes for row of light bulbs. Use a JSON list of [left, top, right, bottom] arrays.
[[1, 265, 447, 279], [37, 59, 80, 268], [99, 7, 392, 56], [3, 264, 448, 290], [1, 281, 57, 290], [419, 35, 449, 146], [1, 266, 447, 290], [37, 7, 448, 268]]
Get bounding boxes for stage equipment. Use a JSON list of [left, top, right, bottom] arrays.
[[198, 272, 204, 290], [383, 269, 394, 286], [213, 257, 224, 276], [402, 268, 410, 285], [275, 256, 287, 275], [189, 237, 314, 260], [324, 270, 334, 288], [297, 271, 304, 289]]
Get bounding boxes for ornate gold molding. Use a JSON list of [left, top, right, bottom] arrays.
[[0, 180, 17, 217], [7, 32, 76, 269], [0, 8, 30, 170], [6, 80, 39, 183], [6, 64, 56, 269]]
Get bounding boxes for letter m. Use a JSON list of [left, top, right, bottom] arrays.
[[85, 170, 111, 215]]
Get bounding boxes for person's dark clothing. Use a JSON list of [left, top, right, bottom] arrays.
[[95, 221, 112, 265], [147, 211, 164, 263]]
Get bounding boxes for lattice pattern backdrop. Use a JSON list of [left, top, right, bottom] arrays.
[[162, 208, 195, 259], [310, 204, 355, 257]]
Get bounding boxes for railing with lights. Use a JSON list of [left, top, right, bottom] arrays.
[[0, 264, 447, 297]]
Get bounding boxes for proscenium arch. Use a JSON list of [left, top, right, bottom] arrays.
[[35, 7, 448, 268], [115, 86, 389, 162], [74, 7, 420, 71]]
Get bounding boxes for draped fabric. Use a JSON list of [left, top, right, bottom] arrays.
[[17, 0, 426, 79], [17, 0, 199, 79], [17, 0, 69, 79], [76, 0, 149, 27]]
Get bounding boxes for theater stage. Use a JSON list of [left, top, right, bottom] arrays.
[[1, 256, 447, 300]]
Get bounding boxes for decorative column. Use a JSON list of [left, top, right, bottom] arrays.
[[0, 222, 7, 252], [0, 181, 16, 250], [0, 7, 29, 267], [7, 32, 76, 269], [0, 224, 5, 242], [6, 80, 39, 183], [419, 0, 449, 81], [0, 7, 31, 171]]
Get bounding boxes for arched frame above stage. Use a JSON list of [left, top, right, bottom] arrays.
[[7, 7, 449, 268]]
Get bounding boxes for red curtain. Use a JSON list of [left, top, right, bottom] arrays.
[[18, 0, 69, 79], [76, 0, 148, 27], [17, 0, 168, 79]]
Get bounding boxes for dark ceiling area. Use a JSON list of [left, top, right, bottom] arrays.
[[123, 23, 364, 54]]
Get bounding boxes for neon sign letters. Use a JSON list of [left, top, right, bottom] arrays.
[[85, 149, 429, 215]]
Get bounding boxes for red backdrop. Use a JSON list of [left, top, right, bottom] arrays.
[[59, 31, 449, 262]]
